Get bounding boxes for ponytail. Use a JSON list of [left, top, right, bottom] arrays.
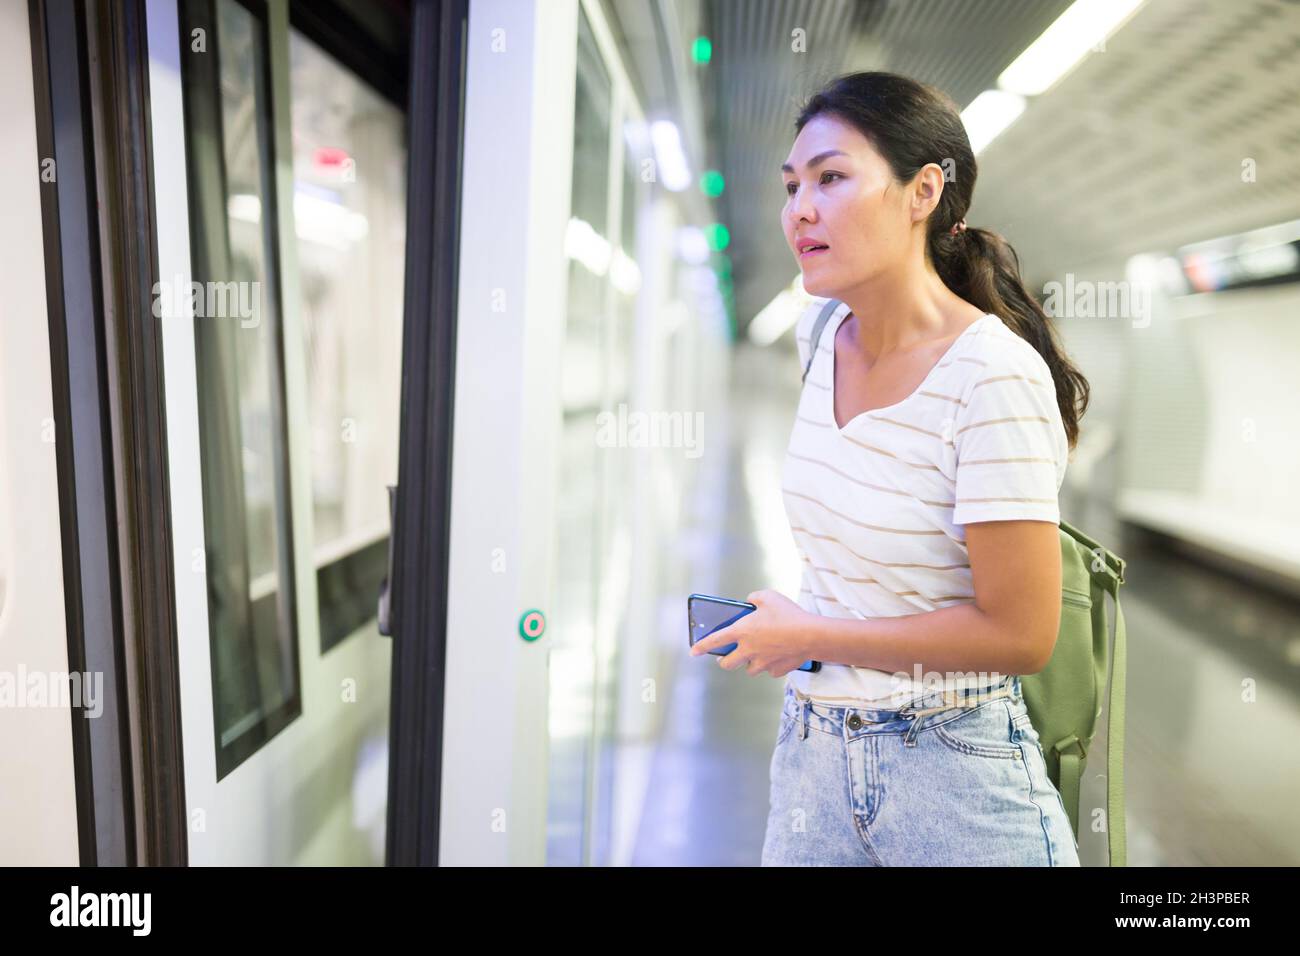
[[932, 225, 1090, 451]]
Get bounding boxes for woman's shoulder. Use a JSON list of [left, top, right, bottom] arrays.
[[950, 314, 1070, 503], [944, 314, 1061, 429], [960, 313, 1056, 383]]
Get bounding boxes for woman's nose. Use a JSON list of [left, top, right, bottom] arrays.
[[787, 186, 817, 224]]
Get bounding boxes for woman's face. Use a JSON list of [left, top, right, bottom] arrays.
[[781, 113, 916, 298]]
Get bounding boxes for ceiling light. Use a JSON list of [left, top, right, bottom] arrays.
[[961, 90, 1027, 155], [998, 0, 1146, 97]]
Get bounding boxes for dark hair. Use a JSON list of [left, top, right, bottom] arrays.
[[795, 71, 1089, 451]]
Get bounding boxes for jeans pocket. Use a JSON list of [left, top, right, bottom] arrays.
[[931, 699, 1022, 759]]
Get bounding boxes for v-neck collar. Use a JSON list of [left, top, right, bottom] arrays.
[[828, 310, 993, 434]]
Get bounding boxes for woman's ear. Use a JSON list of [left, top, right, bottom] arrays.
[[909, 162, 946, 225]]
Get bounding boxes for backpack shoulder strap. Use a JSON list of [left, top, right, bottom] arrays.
[[802, 299, 843, 384], [1102, 573, 1128, 866], [1061, 519, 1129, 866]]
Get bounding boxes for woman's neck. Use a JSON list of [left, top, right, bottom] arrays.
[[835, 261, 982, 358]]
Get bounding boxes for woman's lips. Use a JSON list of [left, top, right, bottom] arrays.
[[799, 245, 829, 259]]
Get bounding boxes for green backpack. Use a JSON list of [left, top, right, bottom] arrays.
[[802, 298, 1129, 866]]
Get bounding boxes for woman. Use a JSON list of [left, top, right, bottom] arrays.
[[689, 72, 1091, 865]]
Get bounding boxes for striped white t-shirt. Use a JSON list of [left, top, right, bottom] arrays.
[[782, 299, 1069, 704]]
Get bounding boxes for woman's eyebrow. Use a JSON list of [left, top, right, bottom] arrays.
[[781, 149, 849, 174]]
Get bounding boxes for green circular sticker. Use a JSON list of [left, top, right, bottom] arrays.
[[519, 609, 546, 641]]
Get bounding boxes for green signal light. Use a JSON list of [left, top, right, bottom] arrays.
[[691, 36, 712, 64], [700, 170, 725, 197], [705, 223, 730, 251]]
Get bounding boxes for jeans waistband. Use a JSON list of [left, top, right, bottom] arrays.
[[788, 674, 1019, 717], [784, 674, 1021, 745]]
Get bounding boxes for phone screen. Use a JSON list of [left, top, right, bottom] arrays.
[[687, 594, 820, 672], [688, 595, 753, 656]]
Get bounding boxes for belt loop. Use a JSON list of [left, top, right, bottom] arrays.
[[800, 696, 809, 740], [903, 710, 923, 747]]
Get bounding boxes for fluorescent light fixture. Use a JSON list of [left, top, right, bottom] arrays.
[[1125, 252, 1188, 298], [293, 190, 369, 248], [650, 119, 691, 192], [228, 193, 262, 222], [685, 264, 719, 294], [564, 216, 612, 275], [1174, 217, 1300, 292], [747, 275, 814, 346], [675, 225, 710, 265], [229, 189, 369, 251], [1180, 217, 1300, 256], [610, 248, 642, 295], [961, 90, 1027, 156], [747, 289, 799, 346], [998, 0, 1146, 97], [623, 117, 650, 158], [1238, 242, 1299, 278]]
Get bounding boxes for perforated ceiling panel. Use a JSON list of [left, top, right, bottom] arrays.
[[972, 0, 1300, 287]]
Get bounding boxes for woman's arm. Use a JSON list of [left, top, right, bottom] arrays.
[[692, 519, 1062, 678], [802, 519, 1062, 676]]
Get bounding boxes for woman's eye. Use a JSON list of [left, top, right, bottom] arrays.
[[780, 172, 842, 195]]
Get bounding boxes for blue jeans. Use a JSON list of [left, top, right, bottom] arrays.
[[761, 675, 1081, 866]]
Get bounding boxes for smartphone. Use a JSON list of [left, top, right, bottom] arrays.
[[687, 593, 821, 673]]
